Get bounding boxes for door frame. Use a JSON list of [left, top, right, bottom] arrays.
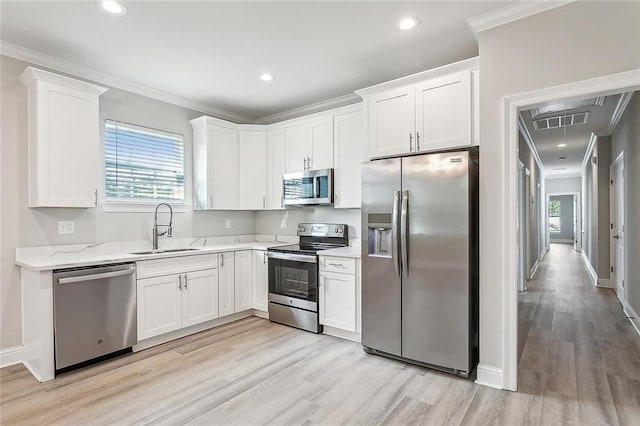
[[610, 151, 625, 305], [501, 68, 640, 391], [517, 160, 526, 292], [546, 192, 581, 249]]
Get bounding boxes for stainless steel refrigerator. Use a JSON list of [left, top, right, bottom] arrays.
[[361, 148, 479, 378]]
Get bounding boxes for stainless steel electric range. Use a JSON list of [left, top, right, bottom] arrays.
[[267, 223, 348, 333]]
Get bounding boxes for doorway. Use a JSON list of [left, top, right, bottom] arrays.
[[610, 152, 625, 305], [546, 192, 580, 250]]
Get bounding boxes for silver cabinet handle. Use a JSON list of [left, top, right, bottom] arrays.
[[392, 190, 400, 278], [401, 190, 409, 279], [178, 274, 182, 290], [409, 133, 413, 152], [263, 251, 267, 264], [328, 263, 345, 268], [303, 157, 308, 170], [416, 132, 420, 151], [308, 157, 312, 169], [183, 274, 188, 290], [220, 253, 224, 267], [94, 189, 98, 206], [263, 196, 266, 209]]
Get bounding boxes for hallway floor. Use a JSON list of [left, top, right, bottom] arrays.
[[518, 243, 640, 424]]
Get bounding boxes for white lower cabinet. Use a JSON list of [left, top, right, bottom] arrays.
[[137, 268, 218, 340], [253, 250, 268, 312], [218, 252, 235, 317], [318, 256, 360, 334], [234, 250, 253, 312]]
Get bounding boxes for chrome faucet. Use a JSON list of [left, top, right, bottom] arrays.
[[153, 203, 173, 250]]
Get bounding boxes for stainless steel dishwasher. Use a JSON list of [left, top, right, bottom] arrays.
[[53, 263, 136, 371]]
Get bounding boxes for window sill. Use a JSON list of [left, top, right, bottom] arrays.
[[101, 201, 189, 213]]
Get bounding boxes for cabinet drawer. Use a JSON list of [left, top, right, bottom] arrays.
[[319, 256, 356, 274], [137, 254, 218, 279]]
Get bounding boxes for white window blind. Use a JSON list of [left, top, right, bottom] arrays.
[[105, 120, 184, 202]]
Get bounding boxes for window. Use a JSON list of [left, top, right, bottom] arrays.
[[105, 120, 184, 203], [549, 199, 561, 232]]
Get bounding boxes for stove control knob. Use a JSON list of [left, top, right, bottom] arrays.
[[300, 226, 306, 232]]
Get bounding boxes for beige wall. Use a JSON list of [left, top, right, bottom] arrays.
[[0, 55, 256, 350], [478, 1, 640, 371], [611, 93, 640, 316], [518, 135, 542, 276]]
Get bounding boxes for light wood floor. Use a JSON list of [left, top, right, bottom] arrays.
[[1, 243, 639, 425]]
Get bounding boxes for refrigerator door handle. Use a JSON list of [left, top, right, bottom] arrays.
[[401, 190, 409, 279], [392, 190, 401, 277]]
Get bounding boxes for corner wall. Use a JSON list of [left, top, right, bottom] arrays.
[[611, 92, 640, 317], [478, 0, 640, 376]]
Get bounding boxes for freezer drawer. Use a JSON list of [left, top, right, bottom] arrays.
[[53, 263, 136, 370]]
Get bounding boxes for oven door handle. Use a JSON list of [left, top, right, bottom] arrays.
[[267, 252, 317, 263]]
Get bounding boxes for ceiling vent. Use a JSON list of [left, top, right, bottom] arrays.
[[533, 111, 590, 130]]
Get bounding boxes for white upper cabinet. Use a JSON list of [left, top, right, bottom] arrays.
[[19, 67, 107, 208], [356, 57, 479, 159], [266, 128, 285, 210], [367, 86, 415, 158], [285, 123, 309, 172], [238, 130, 267, 209], [284, 115, 333, 173], [333, 108, 363, 209], [415, 71, 471, 152]]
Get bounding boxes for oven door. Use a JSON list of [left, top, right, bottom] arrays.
[[267, 251, 318, 312]]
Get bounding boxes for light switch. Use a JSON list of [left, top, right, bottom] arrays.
[[58, 221, 75, 235]]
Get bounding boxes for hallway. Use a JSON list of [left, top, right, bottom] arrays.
[[518, 243, 640, 424]]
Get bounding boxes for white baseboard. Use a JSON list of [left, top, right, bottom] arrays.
[[0, 345, 24, 368], [529, 260, 540, 279], [475, 364, 503, 389], [581, 251, 598, 286], [622, 301, 640, 337], [539, 247, 549, 261], [252, 309, 269, 319], [597, 278, 614, 288]]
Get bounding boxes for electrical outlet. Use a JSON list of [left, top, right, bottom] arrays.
[[58, 221, 75, 235], [280, 219, 288, 228], [225, 219, 232, 229]]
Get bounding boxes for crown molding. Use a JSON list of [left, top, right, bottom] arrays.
[[468, 1, 576, 38], [604, 91, 633, 135], [517, 112, 544, 173], [0, 40, 252, 124], [253, 93, 361, 125]]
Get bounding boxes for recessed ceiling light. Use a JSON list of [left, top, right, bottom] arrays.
[[399, 17, 420, 30], [98, 0, 127, 16], [557, 143, 567, 148], [260, 73, 274, 82]]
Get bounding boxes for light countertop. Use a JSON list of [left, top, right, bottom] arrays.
[[16, 235, 297, 271]]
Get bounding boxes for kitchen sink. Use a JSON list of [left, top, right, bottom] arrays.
[[130, 248, 200, 255]]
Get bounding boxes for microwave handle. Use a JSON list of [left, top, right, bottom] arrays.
[[314, 176, 320, 198]]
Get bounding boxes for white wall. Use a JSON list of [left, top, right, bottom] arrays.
[[0, 55, 256, 350], [478, 1, 640, 374], [545, 177, 581, 194]]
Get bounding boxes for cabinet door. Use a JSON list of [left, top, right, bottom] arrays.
[[308, 117, 333, 170], [319, 271, 356, 332], [415, 71, 471, 152], [333, 110, 363, 208], [137, 274, 182, 340], [238, 131, 267, 209], [218, 252, 235, 317], [34, 82, 100, 207], [208, 124, 238, 209], [284, 123, 309, 172], [253, 250, 268, 312], [266, 128, 285, 210], [182, 269, 219, 328], [234, 250, 253, 312], [368, 85, 415, 159]]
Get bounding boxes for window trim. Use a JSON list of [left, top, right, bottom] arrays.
[[102, 119, 187, 212]]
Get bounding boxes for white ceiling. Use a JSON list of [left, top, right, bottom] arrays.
[[520, 94, 621, 178], [0, 0, 508, 122]]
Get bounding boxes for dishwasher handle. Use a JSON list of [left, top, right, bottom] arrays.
[[58, 267, 135, 284]]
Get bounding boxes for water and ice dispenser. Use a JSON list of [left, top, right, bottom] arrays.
[[367, 213, 393, 257]]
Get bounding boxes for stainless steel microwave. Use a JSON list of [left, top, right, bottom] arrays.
[[282, 168, 333, 206]]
